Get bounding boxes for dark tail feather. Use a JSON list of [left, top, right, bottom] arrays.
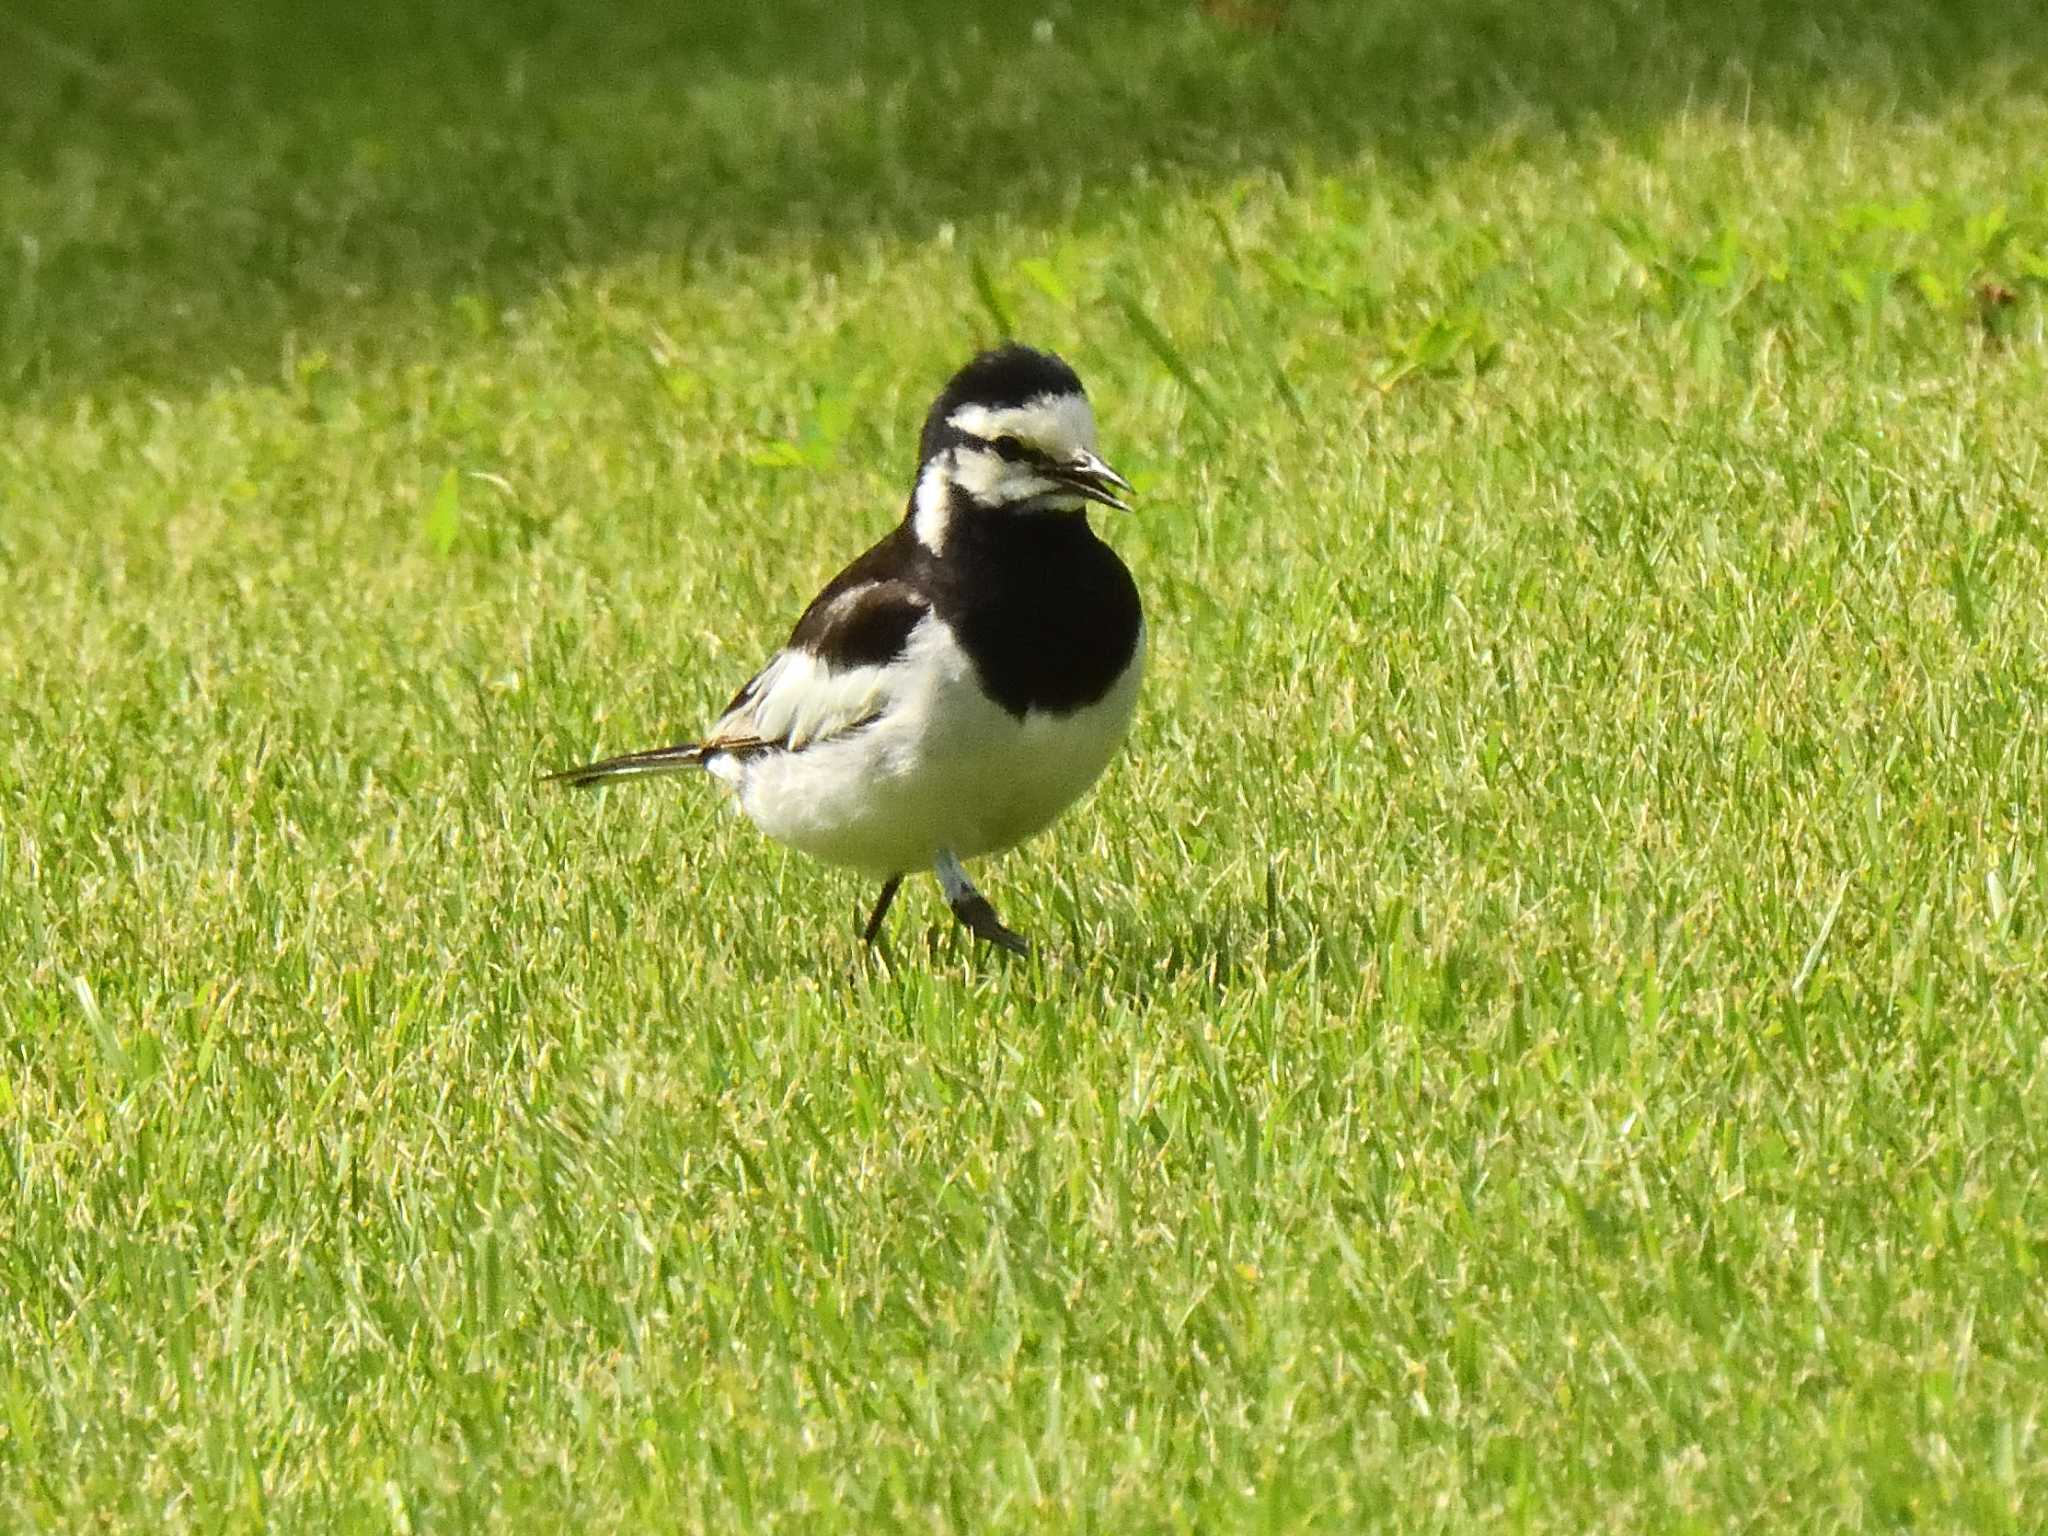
[[543, 742, 710, 788]]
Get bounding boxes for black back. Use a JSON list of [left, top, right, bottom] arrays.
[[786, 578, 926, 669]]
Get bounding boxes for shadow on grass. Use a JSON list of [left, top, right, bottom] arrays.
[[1, 0, 2036, 401]]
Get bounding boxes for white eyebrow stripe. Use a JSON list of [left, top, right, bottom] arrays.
[[947, 392, 1098, 454]]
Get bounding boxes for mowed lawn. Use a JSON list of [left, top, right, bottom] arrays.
[[4, 1, 2046, 1529]]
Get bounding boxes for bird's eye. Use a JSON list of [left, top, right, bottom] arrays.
[[990, 434, 1031, 461]]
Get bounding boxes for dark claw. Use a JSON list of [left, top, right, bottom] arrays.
[[949, 892, 1031, 956]]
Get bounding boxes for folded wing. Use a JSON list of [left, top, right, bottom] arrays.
[[705, 578, 930, 755]]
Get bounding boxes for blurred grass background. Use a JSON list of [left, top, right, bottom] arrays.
[[1, 0, 2037, 396]]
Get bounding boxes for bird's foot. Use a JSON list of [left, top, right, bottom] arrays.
[[948, 892, 1031, 956], [933, 847, 1031, 957]]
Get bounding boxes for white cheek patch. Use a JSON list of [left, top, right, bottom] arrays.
[[948, 391, 1099, 457], [948, 446, 1063, 509]]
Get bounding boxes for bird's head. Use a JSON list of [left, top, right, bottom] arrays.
[[911, 344, 1132, 552]]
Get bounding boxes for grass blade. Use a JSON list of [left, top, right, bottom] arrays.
[[1790, 873, 1853, 998], [423, 467, 461, 555], [1206, 208, 1307, 428], [1107, 285, 1222, 425], [969, 253, 1015, 339]]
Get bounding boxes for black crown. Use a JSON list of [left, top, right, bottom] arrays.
[[919, 344, 1086, 465]]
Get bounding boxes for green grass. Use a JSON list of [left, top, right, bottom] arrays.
[[5, 1, 2048, 1529]]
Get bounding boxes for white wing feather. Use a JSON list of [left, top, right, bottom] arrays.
[[712, 648, 897, 753]]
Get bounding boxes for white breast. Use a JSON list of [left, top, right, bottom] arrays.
[[714, 616, 1144, 876]]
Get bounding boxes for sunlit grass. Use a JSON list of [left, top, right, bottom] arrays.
[[3, 2, 2046, 1530]]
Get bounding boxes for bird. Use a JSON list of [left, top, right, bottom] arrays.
[[547, 343, 1144, 957]]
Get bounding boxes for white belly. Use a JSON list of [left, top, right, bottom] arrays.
[[715, 619, 1144, 876]]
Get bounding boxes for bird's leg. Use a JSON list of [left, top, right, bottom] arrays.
[[933, 849, 1030, 956], [861, 875, 904, 946]]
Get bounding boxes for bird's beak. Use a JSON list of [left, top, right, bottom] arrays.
[[1053, 448, 1135, 513]]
